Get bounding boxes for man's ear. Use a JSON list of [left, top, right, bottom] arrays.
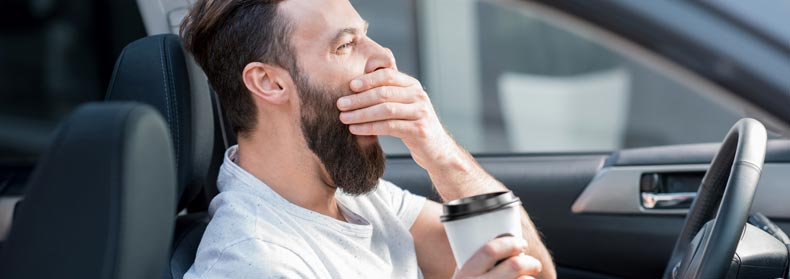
[[242, 62, 290, 105]]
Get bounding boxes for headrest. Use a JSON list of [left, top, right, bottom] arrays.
[[106, 34, 222, 212], [0, 102, 176, 279]]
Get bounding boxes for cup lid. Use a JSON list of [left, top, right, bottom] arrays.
[[441, 191, 521, 222]]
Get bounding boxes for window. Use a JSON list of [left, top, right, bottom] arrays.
[[359, 0, 747, 154], [0, 0, 146, 160]]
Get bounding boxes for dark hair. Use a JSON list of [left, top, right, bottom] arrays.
[[180, 0, 295, 136]]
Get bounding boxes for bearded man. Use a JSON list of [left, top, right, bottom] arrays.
[[180, 0, 555, 278]]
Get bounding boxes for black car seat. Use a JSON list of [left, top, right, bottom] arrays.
[[105, 34, 227, 279], [0, 102, 176, 279], [106, 34, 224, 212]]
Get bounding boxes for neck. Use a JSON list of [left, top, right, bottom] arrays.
[[235, 122, 344, 221]]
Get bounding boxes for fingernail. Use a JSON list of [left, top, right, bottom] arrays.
[[338, 98, 351, 108], [526, 256, 543, 273], [350, 79, 362, 90], [518, 238, 528, 249]]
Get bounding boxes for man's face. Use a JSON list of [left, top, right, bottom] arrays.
[[280, 0, 394, 195]]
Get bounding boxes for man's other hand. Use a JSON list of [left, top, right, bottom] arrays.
[[454, 236, 543, 279]]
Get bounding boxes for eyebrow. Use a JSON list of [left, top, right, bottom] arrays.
[[329, 20, 370, 47]]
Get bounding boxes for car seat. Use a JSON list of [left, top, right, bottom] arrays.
[[105, 34, 228, 279], [0, 102, 176, 279]]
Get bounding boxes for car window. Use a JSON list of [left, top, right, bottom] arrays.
[[1, 0, 768, 159], [360, 0, 749, 155], [0, 0, 146, 160]]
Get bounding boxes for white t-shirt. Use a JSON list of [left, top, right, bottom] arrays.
[[183, 146, 427, 278]]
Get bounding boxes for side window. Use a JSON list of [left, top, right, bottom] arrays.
[[362, 0, 745, 154], [0, 0, 146, 159]]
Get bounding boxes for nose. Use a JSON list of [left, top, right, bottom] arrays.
[[364, 40, 396, 74]]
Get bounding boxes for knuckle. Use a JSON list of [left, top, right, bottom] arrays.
[[386, 121, 398, 130], [414, 121, 429, 138], [508, 239, 524, 254], [384, 104, 397, 115], [358, 109, 370, 120], [416, 91, 429, 101], [372, 123, 385, 133], [416, 106, 429, 118], [507, 257, 528, 273], [378, 88, 391, 100], [481, 243, 498, 258], [384, 69, 397, 83]]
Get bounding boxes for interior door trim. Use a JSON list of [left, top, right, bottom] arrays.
[[571, 163, 790, 218]]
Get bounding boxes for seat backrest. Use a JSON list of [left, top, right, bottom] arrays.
[[106, 34, 225, 212], [0, 102, 176, 279], [169, 212, 210, 278]]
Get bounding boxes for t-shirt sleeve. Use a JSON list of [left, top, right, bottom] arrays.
[[185, 238, 320, 279], [377, 179, 427, 229]]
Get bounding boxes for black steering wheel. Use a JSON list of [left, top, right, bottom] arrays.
[[663, 118, 767, 279]]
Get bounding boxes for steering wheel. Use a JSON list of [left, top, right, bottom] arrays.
[[663, 118, 767, 279]]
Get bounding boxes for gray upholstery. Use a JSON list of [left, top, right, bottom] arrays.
[[105, 34, 229, 279], [0, 102, 176, 279], [169, 212, 210, 278], [106, 34, 224, 212]]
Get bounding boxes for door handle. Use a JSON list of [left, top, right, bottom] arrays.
[[641, 192, 696, 209]]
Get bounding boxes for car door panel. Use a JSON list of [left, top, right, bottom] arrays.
[[383, 140, 790, 278]]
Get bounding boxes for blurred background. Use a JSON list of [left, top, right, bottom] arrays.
[[0, 0, 786, 160]]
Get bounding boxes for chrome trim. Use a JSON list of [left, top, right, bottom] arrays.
[[641, 192, 697, 209], [0, 196, 22, 241], [572, 163, 790, 217]]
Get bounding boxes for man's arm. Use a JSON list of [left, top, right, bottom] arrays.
[[338, 69, 556, 279], [417, 145, 556, 279], [409, 200, 456, 278]]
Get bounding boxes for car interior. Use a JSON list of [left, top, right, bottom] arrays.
[[0, 102, 177, 279], [103, 34, 230, 279], [0, 0, 788, 278]]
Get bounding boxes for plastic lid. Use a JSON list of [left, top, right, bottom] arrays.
[[441, 191, 521, 222]]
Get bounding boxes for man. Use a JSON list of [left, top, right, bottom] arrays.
[[181, 0, 555, 278]]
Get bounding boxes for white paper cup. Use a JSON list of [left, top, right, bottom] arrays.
[[441, 191, 523, 266]]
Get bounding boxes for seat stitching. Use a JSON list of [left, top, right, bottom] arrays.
[[105, 47, 128, 100], [159, 38, 173, 131], [164, 37, 181, 171], [160, 37, 180, 172]]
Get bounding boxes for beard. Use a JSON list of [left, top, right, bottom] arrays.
[[295, 72, 385, 196]]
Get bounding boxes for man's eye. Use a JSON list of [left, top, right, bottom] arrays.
[[337, 41, 356, 52]]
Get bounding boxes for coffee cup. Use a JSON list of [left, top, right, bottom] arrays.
[[441, 191, 523, 266]]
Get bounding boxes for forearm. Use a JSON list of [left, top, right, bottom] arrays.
[[426, 142, 503, 201], [426, 142, 557, 279], [518, 208, 557, 279]]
